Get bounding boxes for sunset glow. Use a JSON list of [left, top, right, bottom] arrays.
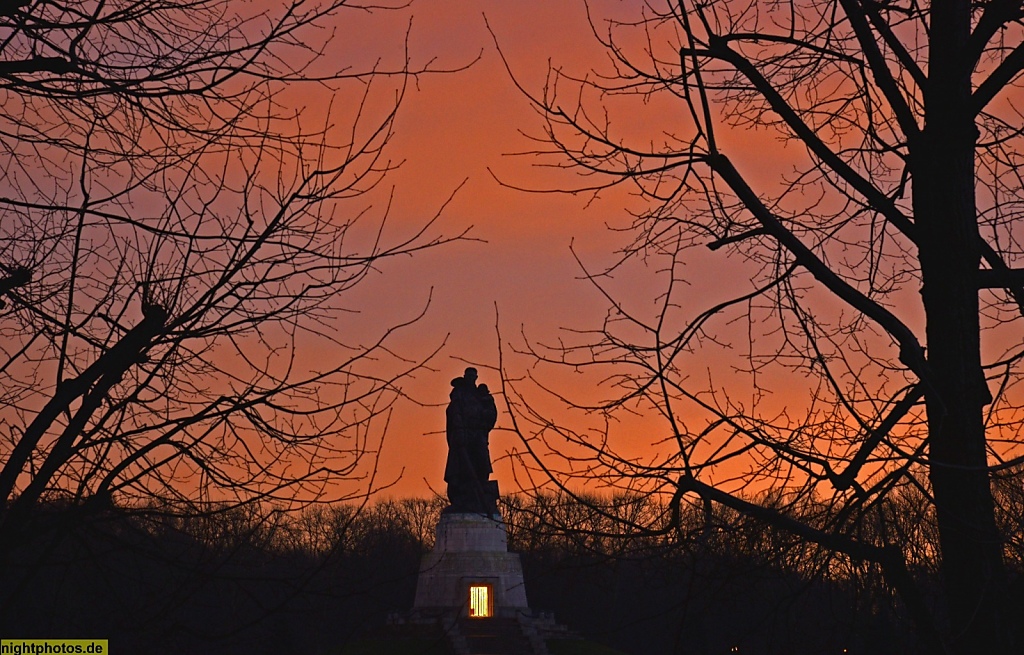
[[3, 0, 1024, 652]]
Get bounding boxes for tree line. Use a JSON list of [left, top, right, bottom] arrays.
[[3, 484, 1019, 654]]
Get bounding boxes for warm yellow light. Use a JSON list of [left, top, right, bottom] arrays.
[[469, 584, 492, 618]]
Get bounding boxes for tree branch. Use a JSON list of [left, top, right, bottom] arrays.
[[699, 37, 919, 244], [839, 0, 922, 138], [710, 152, 930, 380], [0, 57, 75, 76], [0, 305, 168, 516], [972, 42, 1024, 114]]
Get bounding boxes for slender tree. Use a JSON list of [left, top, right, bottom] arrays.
[[0, 0, 460, 560], [498, 0, 1024, 651]]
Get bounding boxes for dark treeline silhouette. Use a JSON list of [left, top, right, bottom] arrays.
[[0, 498, 440, 654], [2, 485, 1021, 654]]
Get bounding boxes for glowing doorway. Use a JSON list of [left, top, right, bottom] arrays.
[[468, 584, 493, 618]]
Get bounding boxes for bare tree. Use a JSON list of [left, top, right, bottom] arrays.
[[0, 0, 462, 560], [495, 0, 1024, 652]]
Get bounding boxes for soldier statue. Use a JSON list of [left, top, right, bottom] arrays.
[[444, 367, 499, 514]]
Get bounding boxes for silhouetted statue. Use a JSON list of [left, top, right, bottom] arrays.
[[444, 367, 499, 514]]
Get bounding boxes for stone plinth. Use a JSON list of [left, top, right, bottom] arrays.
[[412, 512, 529, 616]]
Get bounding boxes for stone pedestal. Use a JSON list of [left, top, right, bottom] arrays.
[[412, 512, 529, 617]]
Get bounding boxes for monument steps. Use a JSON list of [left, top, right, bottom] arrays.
[[457, 617, 535, 655]]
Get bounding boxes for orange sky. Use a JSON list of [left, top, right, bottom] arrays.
[[319, 0, 656, 499], [5, 0, 1022, 517], [300, 0, 994, 502], [312, 0, 793, 499]]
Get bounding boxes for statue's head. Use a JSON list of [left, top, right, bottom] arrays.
[[464, 367, 478, 384]]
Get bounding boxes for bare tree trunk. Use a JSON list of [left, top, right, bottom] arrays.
[[918, 1, 1008, 651]]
